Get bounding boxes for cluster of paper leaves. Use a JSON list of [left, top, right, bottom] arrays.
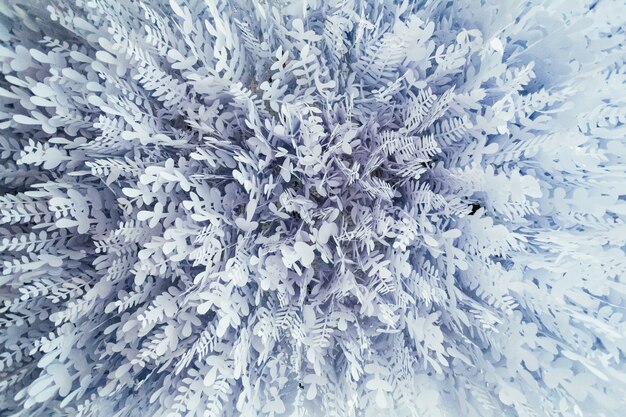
[[0, 0, 625, 416]]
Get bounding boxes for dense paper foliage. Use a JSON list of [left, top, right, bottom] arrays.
[[1, 0, 625, 416]]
